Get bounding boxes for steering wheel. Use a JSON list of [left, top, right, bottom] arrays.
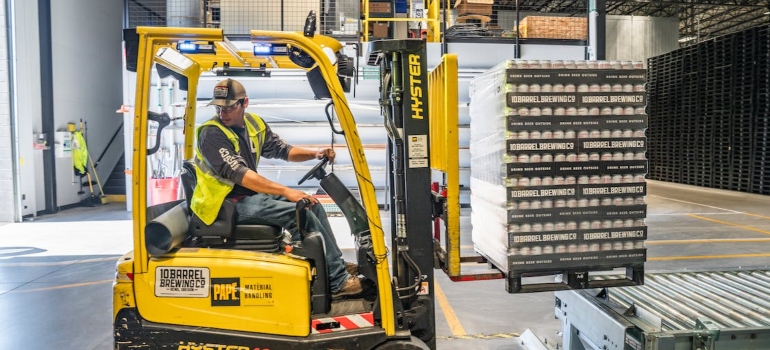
[[298, 157, 329, 185]]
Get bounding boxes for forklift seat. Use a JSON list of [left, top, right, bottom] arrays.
[[180, 161, 283, 251]]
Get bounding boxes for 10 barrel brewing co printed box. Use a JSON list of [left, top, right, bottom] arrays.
[[469, 59, 648, 277]]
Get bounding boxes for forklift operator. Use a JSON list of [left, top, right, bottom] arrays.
[[191, 78, 363, 297]]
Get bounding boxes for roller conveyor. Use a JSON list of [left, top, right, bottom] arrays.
[[555, 269, 770, 350]]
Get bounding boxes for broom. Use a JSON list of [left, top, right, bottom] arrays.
[[87, 149, 107, 204], [75, 119, 103, 206], [82, 170, 102, 207], [83, 119, 107, 205]]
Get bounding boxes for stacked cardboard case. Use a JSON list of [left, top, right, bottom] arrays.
[[469, 60, 648, 289]]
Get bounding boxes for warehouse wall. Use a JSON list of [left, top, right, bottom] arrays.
[[49, 0, 123, 207], [166, 0, 201, 27], [0, 0, 122, 222], [220, 0, 321, 33], [0, 0, 12, 222], [10, 0, 42, 219], [606, 15, 679, 63]]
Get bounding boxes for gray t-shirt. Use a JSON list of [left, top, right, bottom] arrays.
[[197, 117, 292, 198]]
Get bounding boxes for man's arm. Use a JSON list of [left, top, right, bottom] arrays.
[[260, 123, 337, 163], [198, 126, 249, 183], [199, 126, 314, 203], [287, 147, 336, 163], [240, 169, 316, 203]]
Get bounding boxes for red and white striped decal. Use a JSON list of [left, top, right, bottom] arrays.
[[311, 312, 375, 334]]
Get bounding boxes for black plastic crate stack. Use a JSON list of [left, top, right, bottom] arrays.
[[647, 24, 770, 195], [731, 30, 755, 192], [755, 26, 770, 194], [704, 37, 730, 190], [647, 51, 683, 183], [682, 45, 711, 187], [646, 56, 661, 179], [468, 60, 648, 294]]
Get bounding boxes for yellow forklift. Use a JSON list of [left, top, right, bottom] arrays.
[[114, 14, 437, 350]]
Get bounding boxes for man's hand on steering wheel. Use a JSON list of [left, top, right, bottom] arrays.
[[284, 187, 318, 206], [316, 148, 336, 163]]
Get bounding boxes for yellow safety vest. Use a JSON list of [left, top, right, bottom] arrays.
[[191, 113, 267, 225], [72, 131, 88, 175]]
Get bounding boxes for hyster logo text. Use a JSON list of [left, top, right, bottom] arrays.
[[211, 278, 240, 306], [177, 344, 250, 350], [408, 54, 424, 119]]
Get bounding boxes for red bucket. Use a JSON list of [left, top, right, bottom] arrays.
[[149, 177, 179, 205]]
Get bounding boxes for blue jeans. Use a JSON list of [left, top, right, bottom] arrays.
[[234, 193, 349, 292]]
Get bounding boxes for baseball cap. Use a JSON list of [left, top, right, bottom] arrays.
[[207, 78, 248, 107]]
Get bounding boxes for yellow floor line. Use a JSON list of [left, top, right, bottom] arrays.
[[649, 253, 770, 261], [688, 214, 770, 236], [434, 281, 466, 336], [649, 195, 742, 213], [0, 257, 118, 267], [11, 279, 113, 293], [743, 212, 770, 221], [646, 238, 770, 245]]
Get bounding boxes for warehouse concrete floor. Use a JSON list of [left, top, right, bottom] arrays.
[[1, 179, 769, 349]]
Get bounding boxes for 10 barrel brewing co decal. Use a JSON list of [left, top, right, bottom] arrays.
[[155, 267, 210, 297]]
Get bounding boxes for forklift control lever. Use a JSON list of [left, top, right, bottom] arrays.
[[147, 111, 171, 156], [295, 198, 311, 240]]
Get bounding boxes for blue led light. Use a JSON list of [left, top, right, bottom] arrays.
[[177, 42, 197, 52], [253, 44, 272, 55]]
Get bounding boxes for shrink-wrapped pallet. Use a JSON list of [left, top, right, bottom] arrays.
[[469, 60, 649, 284]]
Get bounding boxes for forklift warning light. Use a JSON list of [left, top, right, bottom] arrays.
[[253, 43, 288, 56], [176, 41, 215, 54], [253, 44, 272, 55]]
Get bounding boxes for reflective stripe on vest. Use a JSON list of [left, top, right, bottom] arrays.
[[191, 113, 266, 225]]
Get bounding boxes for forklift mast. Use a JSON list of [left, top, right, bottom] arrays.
[[370, 39, 436, 348]]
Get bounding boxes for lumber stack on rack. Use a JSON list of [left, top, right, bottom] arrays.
[[518, 16, 587, 40], [454, 0, 493, 15]]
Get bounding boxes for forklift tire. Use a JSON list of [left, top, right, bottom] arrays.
[[374, 336, 431, 350]]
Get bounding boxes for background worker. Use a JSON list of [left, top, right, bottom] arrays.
[[191, 78, 362, 297]]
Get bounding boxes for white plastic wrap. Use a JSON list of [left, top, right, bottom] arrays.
[[470, 59, 649, 275]]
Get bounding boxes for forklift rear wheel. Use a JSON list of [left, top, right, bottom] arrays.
[[374, 336, 431, 350]]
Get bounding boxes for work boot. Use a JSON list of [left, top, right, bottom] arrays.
[[345, 261, 359, 276], [333, 275, 363, 297]]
